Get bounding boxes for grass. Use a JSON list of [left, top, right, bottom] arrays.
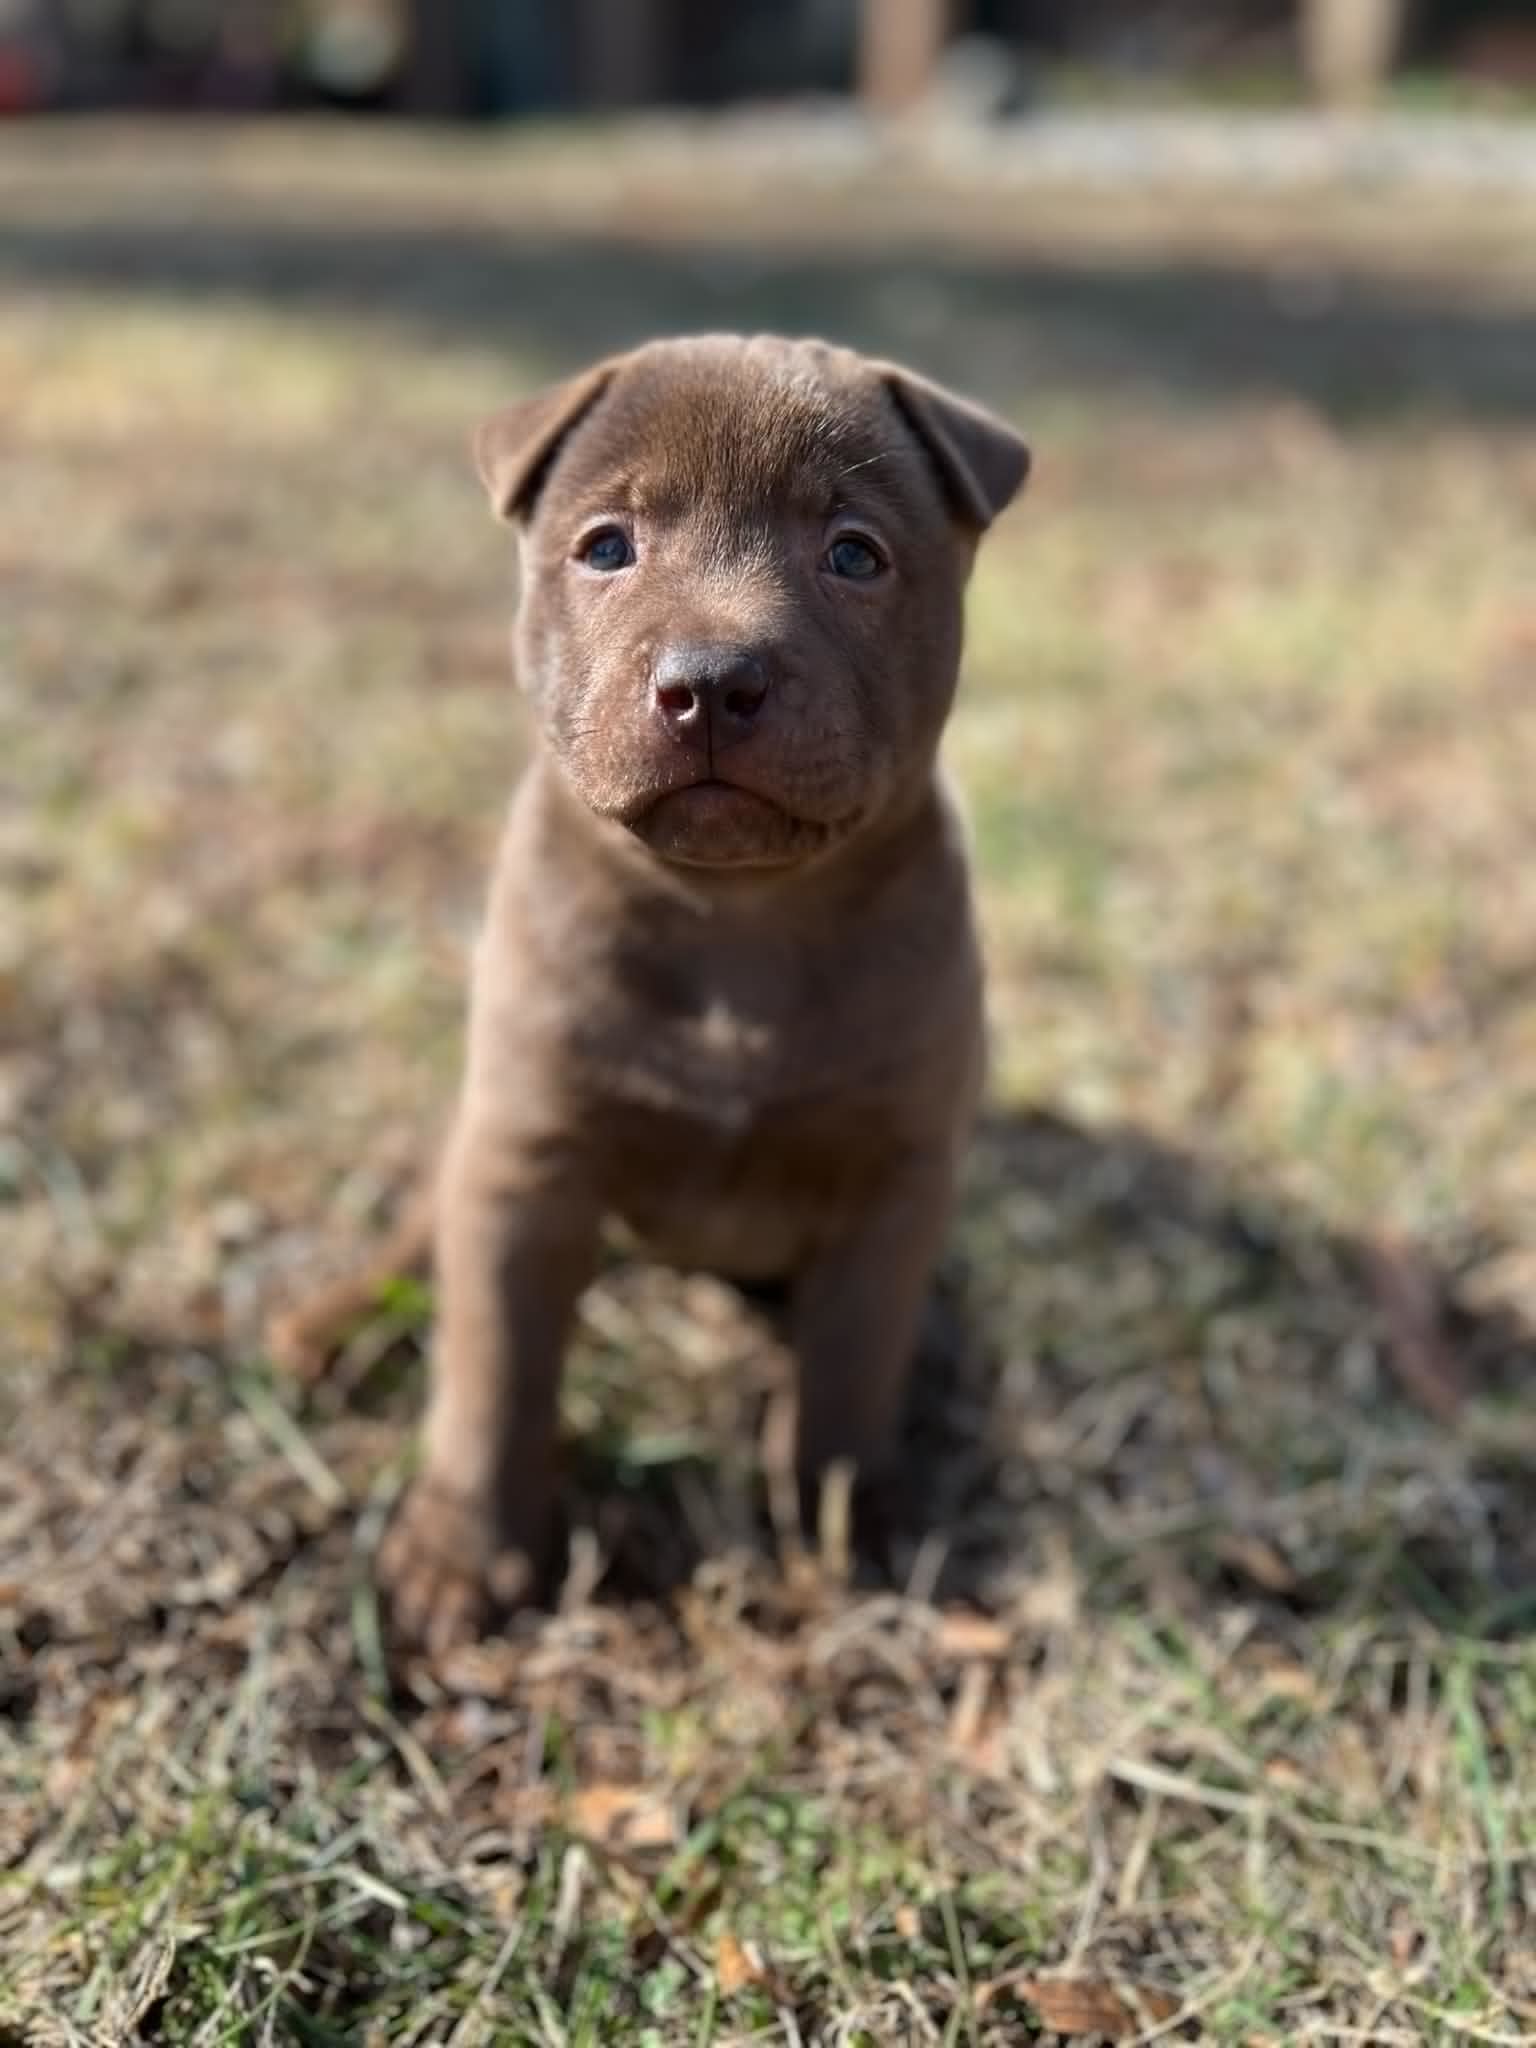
[[3, 122, 1536, 2043]]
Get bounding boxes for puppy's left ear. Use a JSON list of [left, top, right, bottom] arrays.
[[879, 365, 1030, 530], [473, 356, 621, 523]]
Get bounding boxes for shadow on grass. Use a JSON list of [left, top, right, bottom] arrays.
[[4, 212, 1536, 420], [23, 1094, 1536, 1678], [562, 1105, 1536, 1642]]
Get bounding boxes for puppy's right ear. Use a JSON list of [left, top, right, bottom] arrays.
[[473, 359, 619, 523]]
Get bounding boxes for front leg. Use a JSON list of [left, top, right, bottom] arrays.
[[379, 1117, 598, 1652], [789, 1153, 958, 1515]]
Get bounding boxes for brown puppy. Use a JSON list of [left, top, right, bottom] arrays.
[[286, 335, 1028, 1650]]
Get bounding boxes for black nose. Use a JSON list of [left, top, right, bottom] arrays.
[[651, 644, 770, 754]]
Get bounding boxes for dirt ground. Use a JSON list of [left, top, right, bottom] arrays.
[[2, 121, 1536, 2044]]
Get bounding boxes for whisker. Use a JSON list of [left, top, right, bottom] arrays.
[[833, 448, 900, 481]]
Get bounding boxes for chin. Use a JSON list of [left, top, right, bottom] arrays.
[[626, 783, 843, 872]]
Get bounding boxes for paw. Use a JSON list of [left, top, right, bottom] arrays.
[[377, 1480, 541, 1655]]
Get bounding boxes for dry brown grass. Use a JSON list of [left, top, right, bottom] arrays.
[[2, 123, 1535, 2044]]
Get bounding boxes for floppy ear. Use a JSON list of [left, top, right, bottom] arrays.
[[473, 358, 620, 523], [879, 364, 1030, 530]]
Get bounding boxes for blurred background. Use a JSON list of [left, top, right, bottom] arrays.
[[2, 0, 1536, 116]]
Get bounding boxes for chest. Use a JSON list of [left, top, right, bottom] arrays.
[[580, 950, 977, 1274], [592, 1079, 920, 1278]]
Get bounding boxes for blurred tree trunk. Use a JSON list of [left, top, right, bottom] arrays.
[[1299, 0, 1406, 109], [570, 0, 669, 107], [857, 0, 961, 114], [402, 0, 471, 114]]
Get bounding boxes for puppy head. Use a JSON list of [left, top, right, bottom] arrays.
[[475, 335, 1028, 873]]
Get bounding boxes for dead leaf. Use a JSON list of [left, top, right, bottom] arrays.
[[1215, 1531, 1298, 1595], [934, 1609, 1010, 1660], [1389, 1912, 1422, 1968], [715, 1931, 777, 1999], [1254, 1658, 1322, 1707], [984, 1973, 1181, 2037], [493, 1782, 555, 1835], [894, 1903, 922, 1941], [569, 1784, 678, 1851], [436, 1639, 528, 1698], [1262, 1756, 1309, 1794], [1320, 1723, 1382, 1816], [947, 1660, 997, 1758]]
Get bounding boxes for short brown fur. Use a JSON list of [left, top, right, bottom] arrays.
[[271, 334, 1028, 1649]]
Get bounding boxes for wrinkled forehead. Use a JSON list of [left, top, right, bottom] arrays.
[[547, 350, 929, 527]]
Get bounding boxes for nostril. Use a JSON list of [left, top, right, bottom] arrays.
[[723, 681, 766, 722], [656, 682, 698, 719]]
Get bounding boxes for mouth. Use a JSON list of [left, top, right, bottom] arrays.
[[626, 779, 831, 870]]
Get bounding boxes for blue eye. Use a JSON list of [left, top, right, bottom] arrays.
[[825, 534, 884, 580], [578, 527, 635, 572]]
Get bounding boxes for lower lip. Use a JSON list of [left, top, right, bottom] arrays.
[[662, 781, 765, 816], [638, 783, 792, 863]]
